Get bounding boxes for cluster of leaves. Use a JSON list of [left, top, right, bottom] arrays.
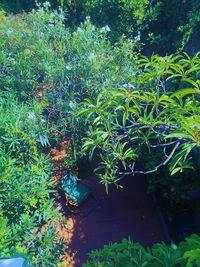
[[63, 0, 200, 54], [1, 2, 200, 264], [84, 235, 200, 266], [0, 93, 66, 266], [2, 0, 200, 54], [0, 0, 152, 41], [0, 3, 140, 152], [58, 0, 152, 42], [0, 4, 142, 264], [145, 0, 200, 54], [79, 52, 200, 191]]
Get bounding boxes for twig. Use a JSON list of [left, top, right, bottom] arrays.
[[113, 142, 180, 183]]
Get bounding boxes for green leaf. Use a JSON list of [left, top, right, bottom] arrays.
[[170, 167, 181, 175], [185, 66, 200, 75], [182, 78, 199, 88], [171, 88, 200, 98]]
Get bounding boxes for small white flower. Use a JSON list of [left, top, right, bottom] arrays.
[[35, 0, 41, 8], [27, 112, 36, 120], [122, 83, 135, 89], [88, 53, 96, 60], [66, 66, 72, 70], [134, 34, 140, 41], [101, 25, 111, 33], [105, 25, 111, 32], [43, 1, 51, 8]]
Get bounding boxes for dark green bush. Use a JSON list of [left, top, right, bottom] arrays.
[[84, 235, 200, 266]]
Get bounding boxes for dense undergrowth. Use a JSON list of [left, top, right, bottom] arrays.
[[0, 1, 200, 266], [0, 94, 66, 265], [0, 4, 140, 266], [1, 0, 200, 54], [84, 235, 200, 266]]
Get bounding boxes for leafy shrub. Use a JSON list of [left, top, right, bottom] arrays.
[[2, 0, 200, 55], [0, 94, 66, 266], [55, 0, 200, 53], [0, 3, 139, 100], [61, 0, 152, 42], [0, 3, 140, 157], [84, 235, 200, 266], [79, 53, 200, 190]]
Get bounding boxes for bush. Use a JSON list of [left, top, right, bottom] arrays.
[[0, 5, 141, 263], [0, 94, 66, 266], [0, 3, 140, 156], [62, 0, 151, 42], [79, 53, 200, 191], [0, 4, 139, 100], [84, 235, 200, 266]]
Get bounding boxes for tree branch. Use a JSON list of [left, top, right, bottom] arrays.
[[113, 141, 180, 183]]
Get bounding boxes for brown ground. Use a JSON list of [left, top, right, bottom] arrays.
[[47, 142, 166, 267], [61, 174, 166, 266]]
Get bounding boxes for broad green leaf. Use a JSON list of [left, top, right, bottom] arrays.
[[171, 88, 200, 98]]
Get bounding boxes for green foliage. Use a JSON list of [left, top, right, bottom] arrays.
[[79, 53, 200, 187], [0, 4, 139, 102], [0, 93, 65, 266], [0, 5, 141, 264], [83, 238, 153, 267], [0, 3, 140, 156], [84, 235, 200, 266], [2, 0, 200, 54], [0, 4, 66, 99], [0, 0, 57, 13], [179, 234, 200, 266], [59, 0, 152, 41], [139, 0, 200, 54], [54, 0, 200, 52], [177, 1, 200, 49], [1, 2, 200, 264]]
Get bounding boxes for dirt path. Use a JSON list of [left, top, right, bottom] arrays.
[[47, 142, 166, 266], [60, 171, 166, 266]]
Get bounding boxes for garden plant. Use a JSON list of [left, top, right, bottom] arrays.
[[0, 1, 200, 266]]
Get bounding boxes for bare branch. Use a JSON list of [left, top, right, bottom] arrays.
[[114, 141, 180, 183], [150, 140, 177, 147]]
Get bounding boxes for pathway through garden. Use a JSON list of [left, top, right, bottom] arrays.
[[58, 159, 167, 266], [47, 141, 167, 266]]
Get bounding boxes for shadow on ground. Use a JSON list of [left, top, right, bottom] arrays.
[[64, 171, 165, 266]]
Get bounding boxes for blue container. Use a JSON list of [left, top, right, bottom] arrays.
[[61, 173, 90, 204], [0, 258, 28, 267]]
